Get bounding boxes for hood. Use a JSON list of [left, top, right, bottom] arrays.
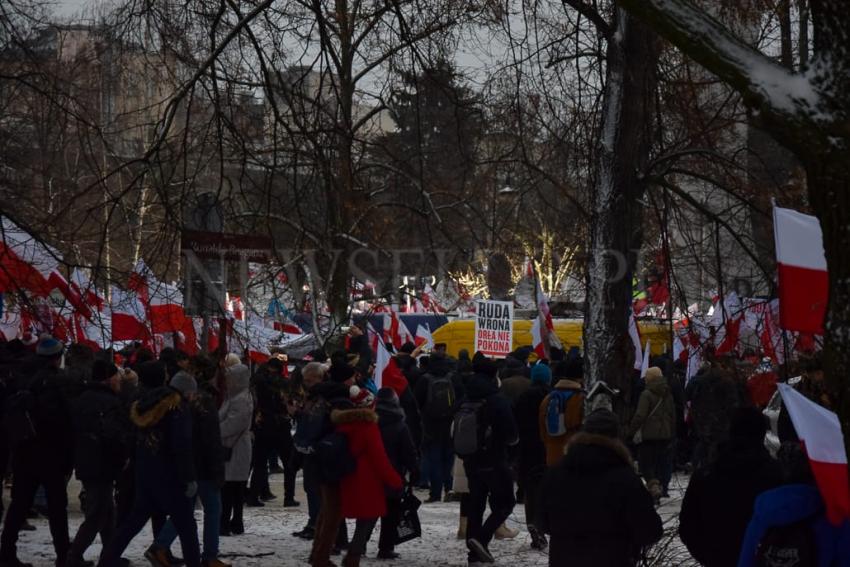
[[561, 432, 633, 473], [645, 375, 669, 396], [466, 372, 499, 400], [554, 379, 583, 391], [331, 407, 379, 425], [426, 354, 454, 377], [751, 484, 823, 527], [130, 386, 182, 428], [225, 364, 250, 398], [376, 400, 405, 424]]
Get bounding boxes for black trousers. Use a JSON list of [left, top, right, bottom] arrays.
[[465, 464, 515, 554], [347, 496, 401, 556], [0, 461, 70, 562], [221, 481, 247, 531], [277, 428, 298, 501], [67, 481, 115, 565], [518, 465, 545, 532], [248, 435, 273, 500]]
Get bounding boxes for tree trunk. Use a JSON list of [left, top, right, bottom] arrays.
[[806, 157, 850, 464], [583, 9, 660, 402]]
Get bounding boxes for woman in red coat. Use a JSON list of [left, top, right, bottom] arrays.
[[333, 386, 402, 567]]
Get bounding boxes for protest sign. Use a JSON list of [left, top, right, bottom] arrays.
[[474, 299, 513, 358]]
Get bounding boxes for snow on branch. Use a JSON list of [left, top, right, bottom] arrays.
[[616, 0, 821, 120]]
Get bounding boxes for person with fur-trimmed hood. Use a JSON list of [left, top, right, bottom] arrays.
[[337, 386, 403, 567], [97, 362, 200, 567], [538, 409, 663, 567]]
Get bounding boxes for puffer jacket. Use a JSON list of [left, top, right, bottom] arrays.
[[130, 385, 195, 487], [219, 364, 254, 482], [333, 406, 402, 519], [629, 374, 676, 442]]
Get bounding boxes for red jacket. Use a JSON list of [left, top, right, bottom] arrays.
[[332, 407, 403, 519]]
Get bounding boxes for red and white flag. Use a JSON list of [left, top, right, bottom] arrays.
[[110, 286, 150, 342], [0, 216, 60, 296], [422, 283, 445, 313], [773, 206, 828, 334], [366, 322, 381, 355], [712, 292, 743, 356], [536, 279, 563, 351], [778, 383, 850, 525], [374, 339, 412, 395], [530, 317, 545, 360], [415, 324, 434, 350], [640, 339, 651, 378]]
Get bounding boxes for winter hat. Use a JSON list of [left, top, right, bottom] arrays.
[[583, 409, 620, 438], [330, 363, 356, 384], [170, 371, 198, 397], [729, 407, 768, 442], [137, 360, 168, 389], [645, 366, 663, 382], [91, 359, 118, 383], [224, 353, 241, 368], [399, 342, 416, 355], [349, 385, 375, 408], [472, 352, 498, 377], [36, 336, 64, 357], [530, 363, 552, 386]]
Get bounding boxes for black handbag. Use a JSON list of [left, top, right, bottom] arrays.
[[393, 486, 422, 545]]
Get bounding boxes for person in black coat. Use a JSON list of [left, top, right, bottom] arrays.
[[66, 361, 131, 567], [461, 354, 518, 564], [0, 337, 76, 567], [513, 363, 551, 549], [679, 407, 783, 567], [538, 409, 663, 567], [97, 363, 200, 567], [247, 361, 286, 506]]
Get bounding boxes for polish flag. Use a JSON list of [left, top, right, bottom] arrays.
[[70, 269, 104, 312], [629, 312, 643, 371], [373, 339, 408, 395], [778, 383, 850, 525], [415, 324, 434, 350], [110, 286, 150, 341], [0, 216, 60, 296], [536, 280, 563, 351], [366, 322, 380, 355], [47, 270, 92, 320], [422, 283, 445, 313], [773, 206, 828, 334], [712, 292, 743, 356], [530, 317, 545, 360], [385, 309, 414, 350]]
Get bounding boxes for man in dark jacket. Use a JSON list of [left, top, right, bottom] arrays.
[[414, 353, 462, 503], [247, 360, 286, 506], [679, 407, 782, 567], [97, 362, 200, 567], [513, 363, 551, 549], [0, 336, 76, 567], [66, 360, 131, 567], [149, 371, 227, 567], [686, 365, 742, 469], [462, 354, 519, 564], [538, 409, 663, 567]]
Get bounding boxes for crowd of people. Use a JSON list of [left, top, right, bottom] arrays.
[[0, 326, 846, 567]]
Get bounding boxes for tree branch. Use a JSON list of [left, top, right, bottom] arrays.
[[562, 0, 612, 38]]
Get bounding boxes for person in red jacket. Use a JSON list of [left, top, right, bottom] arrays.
[[333, 386, 402, 567]]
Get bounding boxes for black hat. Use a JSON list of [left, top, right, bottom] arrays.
[[91, 359, 118, 383], [329, 364, 355, 384], [376, 387, 399, 404], [583, 409, 619, 438], [137, 360, 167, 389], [472, 352, 497, 378]]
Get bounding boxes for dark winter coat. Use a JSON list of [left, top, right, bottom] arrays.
[[332, 407, 403, 519], [679, 438, 783, 567], [191, 387, 225, 485], [628, 374, 676, 442], [12, 363, 76, 474], [538, 432, 663, 567], [130, 386, 195, 488], [462, 372, 519, 471], [513, 382, 549, 475], [375, 397, 419, 483], [251, 365, 289, 440], [71, 383, 130, 482], [687, 368, 741, 443], [499, 374, 531, 406], [414, 354, 463, 444]]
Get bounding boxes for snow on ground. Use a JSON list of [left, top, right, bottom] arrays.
[[12, 472, 696, 566]]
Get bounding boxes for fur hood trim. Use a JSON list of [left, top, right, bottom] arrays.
[[331, 407, 379, 425], [567, 431, 633, 466], [130, 391, 182, 428], [554, 379, 583, 391]]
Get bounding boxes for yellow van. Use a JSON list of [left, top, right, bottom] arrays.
[[431, 318, 672, 359]]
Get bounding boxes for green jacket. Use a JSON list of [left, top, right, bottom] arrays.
[[629, 376, 676, 442]]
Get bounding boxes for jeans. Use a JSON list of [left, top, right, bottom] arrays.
[[465, 464, 515, 557], [0, 463, 70, 563], [424, 441, 454, 501], [67, 481, 115, 565], [156, 480, 221, 560]]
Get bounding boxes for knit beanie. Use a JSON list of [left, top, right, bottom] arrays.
[[645, 366, 663, 382], [349, 385, 375, 408], [91, 359, 118, 383], [36, 336, 64, 357], [530, 363, 552, 386], [170, 371, 198, 397], [583, 409, 620, 438]]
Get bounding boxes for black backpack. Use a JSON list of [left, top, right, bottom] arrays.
[[315, 431, 357, 483], [425, 374, 456, 420], [755, 516, 818, 567], [452, 400, 491, 459]]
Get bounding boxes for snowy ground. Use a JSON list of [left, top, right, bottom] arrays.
[[11, 472, 696, 566]]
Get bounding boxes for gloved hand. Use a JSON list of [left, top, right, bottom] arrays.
[[185, 481, 198, 499]]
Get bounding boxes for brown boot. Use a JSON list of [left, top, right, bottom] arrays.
[[341, 553, 360, 567], [457, 516, 468, 540]]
